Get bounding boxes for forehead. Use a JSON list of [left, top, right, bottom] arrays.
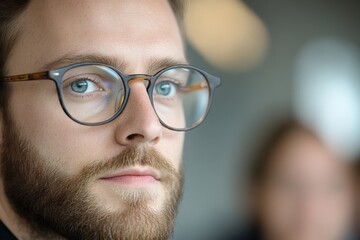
[[7, 0, 185, 74], [269, 131, 347, 178]]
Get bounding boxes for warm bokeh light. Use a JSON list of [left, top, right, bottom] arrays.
[[184, 0, 269, 71]]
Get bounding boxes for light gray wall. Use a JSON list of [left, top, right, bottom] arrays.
[[172, 0, 360, 239]]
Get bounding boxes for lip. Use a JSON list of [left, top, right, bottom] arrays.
[[99, 167, 160, 186]]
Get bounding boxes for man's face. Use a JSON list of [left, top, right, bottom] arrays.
[[0, 0, 186, 239], [256, 130, 355, 240]]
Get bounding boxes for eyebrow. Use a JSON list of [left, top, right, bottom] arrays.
[[41, 54, 188, 74], [147, 58, 188, 74], [42, 54, 128, 72]]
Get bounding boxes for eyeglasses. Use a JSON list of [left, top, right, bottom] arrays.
[[1, 62, 221, 131]]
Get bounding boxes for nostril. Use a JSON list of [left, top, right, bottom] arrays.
[[150, 136, 160, 145], [126, 134, 144, 142]]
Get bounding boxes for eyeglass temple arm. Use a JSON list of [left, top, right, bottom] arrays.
[[182, 82, 208, 92], [183, 74, 222, 92], [1, 72, 50, 82]]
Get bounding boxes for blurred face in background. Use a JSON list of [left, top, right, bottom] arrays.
[[255, 129, 355, 240]]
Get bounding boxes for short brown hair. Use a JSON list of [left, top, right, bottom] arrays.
[[0, 0, 185, 108]]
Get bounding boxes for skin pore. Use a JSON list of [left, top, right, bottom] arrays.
[[255, 129, 355, 240], [0, 0, 186, 239]]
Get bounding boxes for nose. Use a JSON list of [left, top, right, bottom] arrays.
[[114, 80, 162, 146]]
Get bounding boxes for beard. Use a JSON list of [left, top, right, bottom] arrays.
[[0, 112, 183, 240]]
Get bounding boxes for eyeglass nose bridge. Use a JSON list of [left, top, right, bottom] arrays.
[[114, 74, 154, 117], [126, 74, 152, 89]]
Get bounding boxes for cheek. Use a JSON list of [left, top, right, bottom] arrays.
[[8, 82, 108, 173], [326, 192, 354, 225], [156, 129, 184, 170], [9, 81, 68, 144], [259, 188, 295, 228]]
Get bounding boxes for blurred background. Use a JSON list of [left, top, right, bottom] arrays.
[[172, 0, 360, 239]]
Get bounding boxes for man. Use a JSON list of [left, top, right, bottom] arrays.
[[0, 0, 221, 239]]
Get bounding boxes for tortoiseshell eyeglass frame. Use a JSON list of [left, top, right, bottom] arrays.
[[1, 62, 221, 131]]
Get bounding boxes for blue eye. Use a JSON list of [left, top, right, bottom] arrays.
[[71, 79, 98, 93], [155, 81, 177, 97]]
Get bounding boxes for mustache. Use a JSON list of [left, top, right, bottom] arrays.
[[77, 145, 181, 183]]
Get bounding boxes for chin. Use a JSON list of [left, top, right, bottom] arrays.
[[91, 180, 166, 211]]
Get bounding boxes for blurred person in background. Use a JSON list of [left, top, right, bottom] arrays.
[[233, 119, 357, 240]]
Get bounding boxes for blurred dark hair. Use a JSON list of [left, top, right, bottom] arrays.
[[249, 118, 317, 184]]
